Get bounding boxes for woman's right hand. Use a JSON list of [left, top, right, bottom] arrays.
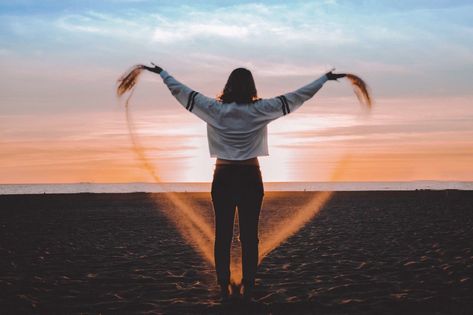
[[141, 63, 163, 74]]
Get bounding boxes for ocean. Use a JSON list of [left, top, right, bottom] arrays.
[[1, 181, 472, 195]]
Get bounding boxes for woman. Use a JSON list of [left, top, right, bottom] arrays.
[[142, 65, 345, 300]]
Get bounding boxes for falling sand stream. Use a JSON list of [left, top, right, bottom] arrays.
[[118, 65, 371, 285]]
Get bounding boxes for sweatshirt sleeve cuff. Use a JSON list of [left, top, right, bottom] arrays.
[[160, 70, 170, 79], [320, 74, 329, 84]]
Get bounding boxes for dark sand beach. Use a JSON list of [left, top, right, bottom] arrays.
[[1, 191, 472, 314]]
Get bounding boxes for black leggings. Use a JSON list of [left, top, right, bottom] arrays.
[[211, 164, 264, 287]]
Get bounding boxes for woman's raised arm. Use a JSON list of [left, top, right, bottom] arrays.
[[253, 71, 346, 121], [142, 65, 221, 126]]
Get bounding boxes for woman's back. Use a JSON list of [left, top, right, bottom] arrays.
[[159, 69, 328, 160], [206, 101, 271, 160]]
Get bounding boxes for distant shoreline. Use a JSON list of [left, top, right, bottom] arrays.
[[1, 181, 472, 195]]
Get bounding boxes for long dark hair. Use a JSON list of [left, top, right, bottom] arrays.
[[217, 68, 261, 104]]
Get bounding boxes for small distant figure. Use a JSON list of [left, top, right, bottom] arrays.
[[141, 64, 345, 300]]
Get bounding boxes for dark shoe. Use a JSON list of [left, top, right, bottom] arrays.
[[220, 284, 230, 301], [230, 283, 241, 299], [242, 283, 254, 301]]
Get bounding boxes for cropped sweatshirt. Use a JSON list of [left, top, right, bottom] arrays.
[[159, 70, 328, 160]]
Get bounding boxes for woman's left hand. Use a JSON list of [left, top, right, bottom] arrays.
[[326, 71, 346, 81]]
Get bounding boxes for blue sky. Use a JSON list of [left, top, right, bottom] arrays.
[[1, 0, 472, 114]]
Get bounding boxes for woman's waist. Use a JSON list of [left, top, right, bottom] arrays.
[[216, 157, 259, 166]]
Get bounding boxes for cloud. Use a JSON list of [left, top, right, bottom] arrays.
[[55, 11, 151, 39], [47, 3, 357, 47], [148, 3, 357, 45], [153, 24, 250, 43]]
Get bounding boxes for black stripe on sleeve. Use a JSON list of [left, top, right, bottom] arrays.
[[281, 95, 290, 114], [277, 96, 287, 115], [186, 91, 196, 110], [189, 92, 199, 112]]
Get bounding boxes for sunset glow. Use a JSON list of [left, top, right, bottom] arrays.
[[1, 1, 472, 183]]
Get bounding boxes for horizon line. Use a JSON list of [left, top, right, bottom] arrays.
[[1, 181, 472, 195], [2, 180, 473, 185]]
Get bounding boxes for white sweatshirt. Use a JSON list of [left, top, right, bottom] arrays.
[[160, 70, 328, 160]]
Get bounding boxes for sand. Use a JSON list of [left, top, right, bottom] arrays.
[[0, 191, 472, 314]]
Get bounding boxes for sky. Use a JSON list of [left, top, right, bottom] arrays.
[[1, 0, 472, 183]]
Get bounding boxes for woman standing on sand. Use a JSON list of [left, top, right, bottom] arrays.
[[141, 64, 345, 300]]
